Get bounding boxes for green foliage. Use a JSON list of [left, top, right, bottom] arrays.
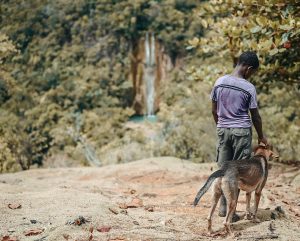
[[0, 0, 203, 172], [158, 75, 216, 162], [0, 110, 31, 172], [187, 0, 300, 161], [188, 0, 300, 87], [0, 34, 17, 62], [1, 0, 299, 172]]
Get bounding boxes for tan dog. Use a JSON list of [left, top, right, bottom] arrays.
[[193, 143, 278, 235]]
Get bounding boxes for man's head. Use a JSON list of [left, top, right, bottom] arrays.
[[236, 51, 259, 79]]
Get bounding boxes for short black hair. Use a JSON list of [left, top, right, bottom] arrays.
[[237, 51, 259, 69]]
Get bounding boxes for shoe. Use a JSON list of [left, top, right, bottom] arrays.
[[231, 213, 240, 223], [218, 210, 226, 217]]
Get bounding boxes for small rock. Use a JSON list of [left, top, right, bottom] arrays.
[[30, 220, 37, 224], [133, 221, 139, 225], [109, 207, 119, 215], [120, 210, 128, 215], [66, 216, 89, 226], [145, 206, 154, 212], [268, 221, 276, 233], [275, 206, 285, 214], [271, 212, 277, 220], [127, 198, 143, 208], [119, 203, 128, 209], [130, 189, 136, 194]]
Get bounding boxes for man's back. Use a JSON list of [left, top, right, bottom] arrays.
[[211, 75, 257, 128]]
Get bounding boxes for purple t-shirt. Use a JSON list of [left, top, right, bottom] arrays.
[[210, 75, 258, 128]]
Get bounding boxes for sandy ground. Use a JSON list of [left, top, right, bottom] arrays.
[[0, 157, 300, 241]]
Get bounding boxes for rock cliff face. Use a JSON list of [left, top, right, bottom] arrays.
[[131, 33, 173, 115]]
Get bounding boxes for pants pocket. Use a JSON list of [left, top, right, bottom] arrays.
[[232, 128, 252, 159], [216, 128, 225, 163]]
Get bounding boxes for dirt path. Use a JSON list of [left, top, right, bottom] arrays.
[[1, 157, 300, 241]]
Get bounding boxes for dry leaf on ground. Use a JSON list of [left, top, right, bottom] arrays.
[[24, 228, 44, 236], [8, 204, 21, 209], [97, 226, 111, 232], [1, 236, 18, 241], [127, 198, 143, 208]]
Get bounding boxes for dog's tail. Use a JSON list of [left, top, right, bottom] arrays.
[[193, 169, 224, 206]]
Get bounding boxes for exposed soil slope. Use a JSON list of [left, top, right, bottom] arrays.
[[1, 157, 300, 241]]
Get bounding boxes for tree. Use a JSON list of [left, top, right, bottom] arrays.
[[188, 0, 300, 161]]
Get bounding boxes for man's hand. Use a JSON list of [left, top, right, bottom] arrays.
[[258, 136, 268, 146]]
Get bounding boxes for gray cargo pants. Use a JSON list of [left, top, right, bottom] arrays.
[[216, 127, 252, 216], [216, 127, 252, 167]]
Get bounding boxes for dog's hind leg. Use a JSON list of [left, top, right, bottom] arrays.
[[207, 180, 222, 235], [222, 180, 239, 235]]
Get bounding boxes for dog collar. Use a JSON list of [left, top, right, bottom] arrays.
[[254, 154, 268, 162]]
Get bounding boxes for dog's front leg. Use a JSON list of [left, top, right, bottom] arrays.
[[252, 191, 261, 223], [245, 192, 253, 220]]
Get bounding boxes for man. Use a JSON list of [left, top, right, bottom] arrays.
[[210, 51, 268, 221]]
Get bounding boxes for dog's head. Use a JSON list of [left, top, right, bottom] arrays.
[[253, 143, 279, 161]]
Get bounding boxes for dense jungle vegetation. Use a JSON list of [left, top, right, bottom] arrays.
[[0, 0, 299, 172]]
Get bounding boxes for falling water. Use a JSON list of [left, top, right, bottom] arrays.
[[144, 32, 156, 117]]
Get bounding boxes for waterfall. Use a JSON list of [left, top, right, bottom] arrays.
[[144, 32, 156, 117]]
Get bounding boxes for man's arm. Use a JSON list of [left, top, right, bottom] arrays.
[[212, 100, 218, 125], [250, 108, 268, 145]]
